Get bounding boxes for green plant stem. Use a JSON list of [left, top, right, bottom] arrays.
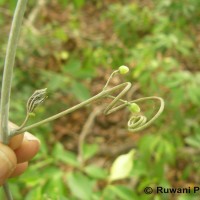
[[103, 70, 118, 90], [0, 0, 28, 199], [16, 112, 30, 131]]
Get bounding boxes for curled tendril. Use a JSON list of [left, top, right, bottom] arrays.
[[128, 115, 147, 130], [127, 97, 164, 131], [102, 72, 164, 132]]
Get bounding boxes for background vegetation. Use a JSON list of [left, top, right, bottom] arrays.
[[0, 0, 200, 199]]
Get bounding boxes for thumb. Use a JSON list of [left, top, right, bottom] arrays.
[[0, 143, 17, 186]]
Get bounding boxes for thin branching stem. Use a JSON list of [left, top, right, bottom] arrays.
[[16, 113, 30, 131], [78, 106, 103, 166], [11, 82, 131, 135]]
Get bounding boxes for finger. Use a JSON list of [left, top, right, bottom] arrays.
[[9, 162, 28, 178], [14, 132, 40, 163], [9, 134, 24, 150], [0, 143, 17, 186], [8, 122, 24, 150]]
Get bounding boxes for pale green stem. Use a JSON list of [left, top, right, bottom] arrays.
[[103, 70, 119, 90], [16, 112, 30, 131], [0, 0, 28, 199], [78, 106, 103, 166], [11, 82, 131, 135]]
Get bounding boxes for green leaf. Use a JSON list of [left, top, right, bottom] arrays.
[[185, 134, 200, 149], [43, 172, 67, 197], [71, 81, 91, 101], [17, 169, 44, 187], [109, 149, 135, 182], [67, 172, 94, 200], [62, 60, 95, 79], [40, 70, 70, 92], [108, 185, 137, 200], [91, 192, 102, 200], [72, 68, 95, 79], [84, 165, 108, 180], [62, 59, 81, 74], [25, 187, 42, 200], [82, 143, 99, 161], [52, 143, 79, 167]]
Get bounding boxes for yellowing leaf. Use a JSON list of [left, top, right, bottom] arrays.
[[109, 149, 135, 182]]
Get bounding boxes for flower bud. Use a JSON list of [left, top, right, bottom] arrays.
[[128, 103, 141, 113], [27, 88, 47, 113], [118, 65, 129, 74]]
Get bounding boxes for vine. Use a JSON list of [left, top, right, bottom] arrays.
[[10, 68, 164, 136]]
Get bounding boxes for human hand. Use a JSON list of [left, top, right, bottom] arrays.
[[0, 123, 40, 186]]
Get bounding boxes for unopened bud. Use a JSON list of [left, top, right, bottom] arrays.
[[118, 65, 129, 74], [27, 88, 47, 113], [128, 103, 141, 113]]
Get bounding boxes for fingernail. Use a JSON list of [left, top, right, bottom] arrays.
[[0, 150, 15, 179], [25, 132, 40, 144]]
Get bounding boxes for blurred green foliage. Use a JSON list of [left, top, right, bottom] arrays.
[[0, 0, 200, 199]]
